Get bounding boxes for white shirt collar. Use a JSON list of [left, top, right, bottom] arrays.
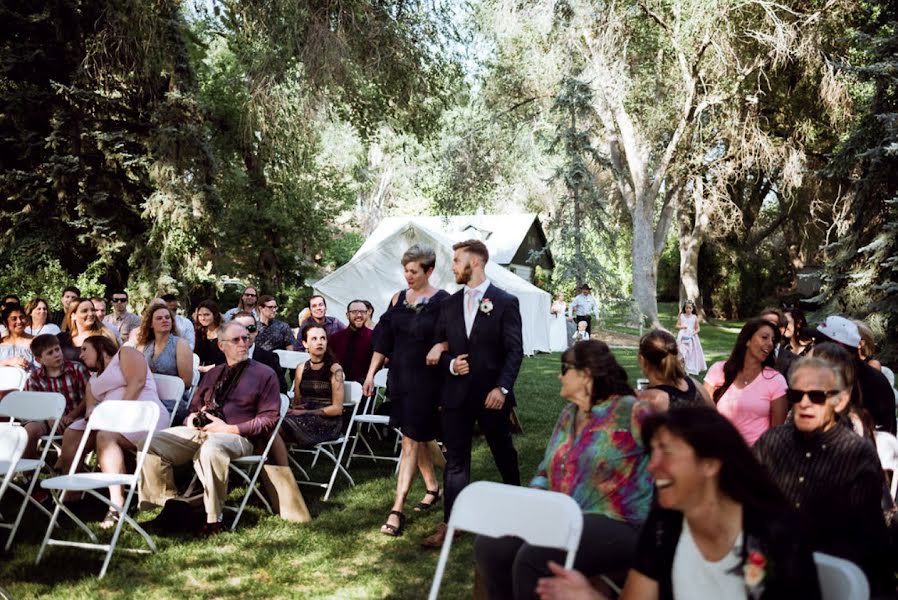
[[464, 279, 491, 296]]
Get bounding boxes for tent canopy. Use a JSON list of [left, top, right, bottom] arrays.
[[315, 221, 552, 355]]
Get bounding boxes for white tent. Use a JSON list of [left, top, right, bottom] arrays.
[[315, 221, 553, 355]]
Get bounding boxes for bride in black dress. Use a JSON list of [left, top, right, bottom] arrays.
[[364, 244, 449, 536]]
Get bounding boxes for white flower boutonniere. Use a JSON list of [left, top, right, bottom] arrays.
[[479, 298, 493, 314]]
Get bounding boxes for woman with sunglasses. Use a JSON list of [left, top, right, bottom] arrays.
[[475, 340, 653, 599], [536, 406, 819, 600], [703, 318, 787, 445], [754, 355, 893, 596], [135, 301, 193, 418]]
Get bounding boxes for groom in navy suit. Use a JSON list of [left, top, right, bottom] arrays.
[[422, 239, 524, 547]]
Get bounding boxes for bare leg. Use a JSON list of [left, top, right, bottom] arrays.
[[416, 441, 440, 504], [383, 436, 420, 533], [23, 420, 49, 460], [57, 428, 94, 502], [96, 431, 136, 508], [268, 434, 289, 467]]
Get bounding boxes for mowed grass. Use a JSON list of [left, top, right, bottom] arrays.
[[0, 306, 739, 599]]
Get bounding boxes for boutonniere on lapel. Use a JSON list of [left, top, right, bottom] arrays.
[[743, 549, 768, 599], [479, 298, 494, 315], [403, 298, 426, 314]]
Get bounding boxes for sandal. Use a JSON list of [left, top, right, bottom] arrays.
[[380, 510, 405, 537], [414, 488, 441, 512], [99, 508, 120, 530]]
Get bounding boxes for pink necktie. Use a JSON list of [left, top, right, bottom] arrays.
[[466, 289, 478, 315]]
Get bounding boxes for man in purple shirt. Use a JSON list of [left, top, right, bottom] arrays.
[[296, 294, 346, 351], [139, 322, 281, 535], [328, 299, 374, 384]]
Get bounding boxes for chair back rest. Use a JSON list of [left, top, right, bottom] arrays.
[[259, 394, 291, 460], [813, 552, 870, 600], [192, 353, 200, 371], [0, 424, 29, 500], [0, 391, 66, 422], [345, 381, 363, 406], [0, 367, 27, 391], [153, 373, 186, 402], [84, 400, 161, 436], [191, 354, 201, 387], [373, 368, 389, 389], [274, 350, 310, 370], [450, 481, 583, 566]]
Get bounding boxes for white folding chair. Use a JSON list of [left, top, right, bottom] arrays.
[[874, 431, 898, 501], [152, 373, 186, 427], [274, 350, 310, 395], [346, 371, 402, 472], [227, 394, 290, 531], [0, 391, 66, 550], [428, 481, 583, 600], [293, 381, 362, 501], [0, 425, 29, 526], [814, 552, 870, 600], [36, 400, 161, 579], [0, 367, 27, 392]]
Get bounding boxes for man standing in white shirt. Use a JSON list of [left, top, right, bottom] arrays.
[[569, 284, 599, 335]]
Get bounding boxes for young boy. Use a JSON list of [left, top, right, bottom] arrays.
[[572, 319, 590, 343], [22, 334, 89, 459]]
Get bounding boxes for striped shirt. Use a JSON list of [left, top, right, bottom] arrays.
[[25, 360, 90, 413], [531, 395, 653, 525]]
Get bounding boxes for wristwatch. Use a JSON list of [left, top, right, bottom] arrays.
[[500, 387, 509, 395]]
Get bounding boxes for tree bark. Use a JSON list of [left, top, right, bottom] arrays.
[[632, 195, 660, 326], [678, 176, 711, 319]]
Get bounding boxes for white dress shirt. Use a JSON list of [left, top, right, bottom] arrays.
[[450, 279, 491, 375]]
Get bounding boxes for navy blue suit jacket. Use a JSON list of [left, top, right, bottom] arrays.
[[434, 283, 524, 411]]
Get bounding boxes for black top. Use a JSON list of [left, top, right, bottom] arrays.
[[754, 421, 893, 594], [647, 377, 702, 407], [195, 334, 225, 368], [633, 505, 821, 600], [55, 332, 82, 363], [856, 359, 897, 434]]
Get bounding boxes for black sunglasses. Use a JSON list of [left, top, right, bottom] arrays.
[[111, 298, 128, 303], [245, 324, 257, 333], [561, 362, 577, 375], [786, 388, 841, 405]]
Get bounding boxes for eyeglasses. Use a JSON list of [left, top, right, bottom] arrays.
[[561, 362, 577, 375], [111, 298, 127, 303], [243, 292, 257, 297], [786, 388, 842, 405], [263, 304, 277, 310], [245, 324, 257, 333], [223, 335, 251, 345], [348, 309, 367, 315]]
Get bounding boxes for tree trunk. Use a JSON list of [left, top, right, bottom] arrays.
[[632, 196, 660, 326], [678, 176, 710, 319]]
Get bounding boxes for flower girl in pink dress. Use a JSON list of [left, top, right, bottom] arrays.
[[676, 301, 707, 375]]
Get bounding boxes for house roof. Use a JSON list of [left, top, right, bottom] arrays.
[[356, 214, 543, 264]]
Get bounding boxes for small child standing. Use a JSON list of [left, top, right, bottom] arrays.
[[22, 334, 90, 460], [675, 300, 707, 375], [572, 320, 590, 343]]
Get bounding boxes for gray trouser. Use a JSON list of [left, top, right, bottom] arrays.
[[139, 426, 252, 523]]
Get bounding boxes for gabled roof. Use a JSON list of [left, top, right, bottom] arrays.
[[356, 214, 543, 265]]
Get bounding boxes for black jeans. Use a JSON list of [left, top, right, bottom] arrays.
[[474, 512, 639, 600]]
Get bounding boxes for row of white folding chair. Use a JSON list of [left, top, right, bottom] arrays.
[[37, 400, 161, 579], [152, 374, 186, 427], [0, 366, 27, 392], [0, 424, 30, 546], [291, 381, 361, 501], [346, 370, 402, 473], [0, 391, 66, 550]]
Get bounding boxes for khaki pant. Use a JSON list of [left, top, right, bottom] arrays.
[[139, 426, 253, 524]]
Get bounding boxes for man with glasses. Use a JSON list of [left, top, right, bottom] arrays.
[[223, 285, 259, 322], [255, 294, 295, 352], [103, 289, 141, 340], [139, 321, 281, 536], [231, 311, 287, 393], [329, 299, 374, 383], [754, 355, 892, 595]]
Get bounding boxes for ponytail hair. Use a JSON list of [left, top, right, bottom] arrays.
[[639, 329, 686, 384]]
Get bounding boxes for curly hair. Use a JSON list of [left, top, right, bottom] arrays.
[[137, 301, 180, 347], [561, 340, 634, 405]]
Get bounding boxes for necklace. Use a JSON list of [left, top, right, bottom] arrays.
[[309, 358, 325, 365]]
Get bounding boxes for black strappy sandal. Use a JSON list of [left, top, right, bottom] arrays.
[[414, 488, 442, 512], [380, 510, 405, 537]]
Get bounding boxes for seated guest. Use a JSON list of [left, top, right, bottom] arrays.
[[775, 308, 810, 376], [135, 302, 193, 420], [24, 298, 61, 337], [58, 298, 119, 362], [223, 285, 259, 321], [194, 299, 225, 374], [329, 299, 374, 384], [90, 297, 121, 343], [813, 315, 895, 434], [754, 355, 894, 595], [269, 324, 345, 466], [293, 307, 311, 340], [811, 342, 876, 443], [139, 322, 280, 535], [296, 295, 345, 351], [21, 334, 90, 460], [48, 286, 80, 327], [230, 312, 286, 393], [536, 407, 820, 600], [636, 329, 711, 412], [103, 290, 141, 341], [855, 320, 882, 371], [0, 303, 35, 370], [161, 293, 195, 351], [475, 341, 653, 599], [362, 300, 375, 330], [255, 295, 296, 352]]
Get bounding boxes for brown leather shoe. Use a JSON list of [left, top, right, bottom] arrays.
[[421, 522, 461, 548], [198, 521, 223, 538]]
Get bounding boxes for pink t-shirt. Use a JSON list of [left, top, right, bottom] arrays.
[[706, 361, 787, 445]]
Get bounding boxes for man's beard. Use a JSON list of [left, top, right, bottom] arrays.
[[455, 263, 472, 285]]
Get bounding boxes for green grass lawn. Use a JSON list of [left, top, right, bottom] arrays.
[[0, 309, 739, 599]]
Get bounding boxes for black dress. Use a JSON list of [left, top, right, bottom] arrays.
[[280, 361, 342, 448], [647, 377, 704, 407], [195, 332, 225, 368], [373, 289, 449, 441]]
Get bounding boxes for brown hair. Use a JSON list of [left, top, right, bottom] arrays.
[[452, 239, 489, 264], [63, 298, 118, 346], [30, 333, 61, 358], [82, 335, 121, 374], [24, 298, 50, 324], [561, 340, 634, 405], [639, 329, 686, 384], [137, 301, 180, 346], [759, 307, 786, 329]]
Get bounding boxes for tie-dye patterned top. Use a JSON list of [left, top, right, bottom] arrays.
[[530, 395, 653, 525]]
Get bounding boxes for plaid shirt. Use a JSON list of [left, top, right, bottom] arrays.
[[256, 319, 296, 352], [25, 360, 90, 413]]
